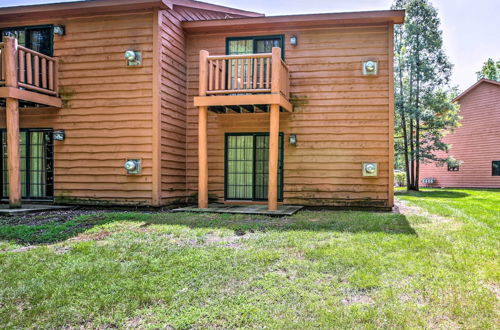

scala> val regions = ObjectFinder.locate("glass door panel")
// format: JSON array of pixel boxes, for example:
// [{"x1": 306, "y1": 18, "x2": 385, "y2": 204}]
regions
[
  {"x1": 225, "y1": 133, "x2": 283, "y2": 201},
  {"x1": 226, "y1": 135, "x2": 254, "y2": 200},
  {"x1": 1, "y1": 129, "x2": 54, "y2": 200}
]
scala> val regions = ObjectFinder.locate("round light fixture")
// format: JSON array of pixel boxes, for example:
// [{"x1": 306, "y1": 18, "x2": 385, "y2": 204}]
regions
[
  {"x1": 124, "y1": 50, "x2": 137, "y2": 61},
  {"x1": 365, "y1": 163, "x2": 376, "y2": 174},
  {"x1": 364, "y1": 61, "x2": 376, "y2": 73},
  {"x1": 124, "y1": 160, "x2": 138, "y2": 171}
]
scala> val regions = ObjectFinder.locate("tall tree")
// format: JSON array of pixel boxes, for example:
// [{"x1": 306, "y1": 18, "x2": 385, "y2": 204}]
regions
[
  {"x1": 392, "y1": 0, "x2": 460, "y2": 190},
  {"x1": 476, "y1": 58, "x2": 500, "y2": 81}
]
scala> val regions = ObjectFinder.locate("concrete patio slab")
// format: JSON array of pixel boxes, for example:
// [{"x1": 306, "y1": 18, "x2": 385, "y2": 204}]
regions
[
  {"x1": 172, "y1": 204, "x2": 303, "y2": 216},
  {"x1": 0, "y1": 204, "x2": 72, "y2": 216}
]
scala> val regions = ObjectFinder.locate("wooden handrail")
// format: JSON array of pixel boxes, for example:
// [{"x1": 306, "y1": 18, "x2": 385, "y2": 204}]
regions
[
  {"x1": 0, "y1": 37, "x2": 59, "y2": 97},
  {"x1": 199, "y1": 47, "x2": 290, "y2": 100}
]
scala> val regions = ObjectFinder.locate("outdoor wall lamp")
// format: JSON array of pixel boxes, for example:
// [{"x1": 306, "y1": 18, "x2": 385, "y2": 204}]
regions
[
  {"x1": 362, "y1": 60, "x2": 378, "y2": 75},
  {"x1": 290, "y1": 35, "x2": 298, "y2": 46},
  {"x1": 124, "y1": 159, "x2": 141, "y2": 174},
  {"x1": 53, "y1": 130, "x2": 65, "y2": 141},
  {"x1": 53, "y1": 25, "x2": 65, "y2": 36},
  {"x1": 124, "y1": 50, "x2": 142, "y2": 66},
  {"x1": 289, "y1": 134, "x2": 297, "y2": 145},
  {"x1": 362, "y1": 162, "x2": 378, "y2": 176}
]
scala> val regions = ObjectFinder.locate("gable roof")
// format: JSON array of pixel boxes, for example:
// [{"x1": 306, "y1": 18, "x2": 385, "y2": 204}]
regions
[
  {"x1": 453, "y1": 79, "x2": 500, "y2": 102},
  {"x1": 0, "y1": 0, "x2": 262, "y2": 22},
  {"x1": 182, "y1": 10, "x2": 405, "y2": 34}
]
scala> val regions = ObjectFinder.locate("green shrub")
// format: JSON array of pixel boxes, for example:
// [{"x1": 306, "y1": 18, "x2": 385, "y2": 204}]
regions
[{"x1": 394, "y1": 171, "x2": 406, "y2": 187}]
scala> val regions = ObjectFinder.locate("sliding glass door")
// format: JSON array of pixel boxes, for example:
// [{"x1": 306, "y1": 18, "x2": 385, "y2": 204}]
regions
[
  {"x1": 225, "y1": 133, "x2": 283, "y2": 201},
  {"x1": 1, "y1": 129, "x2": 54, "y2": 200}
]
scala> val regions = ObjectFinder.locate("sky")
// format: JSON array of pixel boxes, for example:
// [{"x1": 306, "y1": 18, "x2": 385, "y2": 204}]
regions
[{"x1": 2, "y1": 0, "x2": 499, "y2": 91}]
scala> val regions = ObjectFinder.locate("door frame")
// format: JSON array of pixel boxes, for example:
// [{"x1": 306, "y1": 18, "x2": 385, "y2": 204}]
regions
[
  {"x1": 224, "y1": 132, "x2": 284, "y2": 202},
  {"x1": 226, "y1": 34, "x2": 285, "y2": 58},
  {"x1": 0, "y1": 128, "x2": 54, "y2": 201}
]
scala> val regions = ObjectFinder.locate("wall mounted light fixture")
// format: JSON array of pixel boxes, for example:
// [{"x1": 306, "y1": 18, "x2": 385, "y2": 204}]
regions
[
  {"x1": 53, "y1": 130, "x2": 65, "y2": 141},
  {"x1": 124, "y1": 159, "x2": 141, "y2": 174},
  {"x1": 53, "y1": 25, "x2": 65, "y2": 36},
  {"x1": 290, "y1": 35, "x2": 298, "y2": 46},
  {"x1": 362, "y1": 162, "x2": 378, "y2": 176},
  {"x1": 289, "y1": 134, "x2": 297, "y2": 145},
  {"x1": 362, "y1": 60, "x2": 378, "y2": 75},
  {"x1": 124, "y1": 50, "x2": 142, "y2": 66}
]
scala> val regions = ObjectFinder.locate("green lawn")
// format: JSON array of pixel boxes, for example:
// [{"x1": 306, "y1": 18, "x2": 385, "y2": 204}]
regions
[{"x1": 0, "y1": 189, "x2": 498, "y2": 328}]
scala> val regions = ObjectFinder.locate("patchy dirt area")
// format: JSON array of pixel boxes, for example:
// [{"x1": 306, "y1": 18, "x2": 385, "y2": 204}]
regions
[
  {"x1": 395, "y1": 199, "x2": 462, "y2": 230},
  {"x1": 0, "y1": 206, "x2": 168, "y2": 227}
]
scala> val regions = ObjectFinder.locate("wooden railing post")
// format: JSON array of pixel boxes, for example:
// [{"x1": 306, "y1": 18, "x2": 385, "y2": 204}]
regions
[
  {"x1": 199, "y1": 50, "x2": 209, "y2": 96},
  {"x1": 198, "y1": 50, "x2": 209, "y2": 209},
  {"x1": 271, "y1": 47, "x2": 281, "y2": 94},
  {"x1": 3, "y1": 37, "x2": 22, "y2": 208},
  {"x1": 4, "y1": 37, "x2": 18, "y2": 88}
]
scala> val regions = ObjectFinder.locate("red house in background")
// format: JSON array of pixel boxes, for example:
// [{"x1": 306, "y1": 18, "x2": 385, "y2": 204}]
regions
[{"x1": 420, "y1": 79, "x2": 500, "y2": 188}]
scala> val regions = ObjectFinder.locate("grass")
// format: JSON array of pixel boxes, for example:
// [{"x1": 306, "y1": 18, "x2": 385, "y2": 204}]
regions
[{"x1": 0, "y1": 189, "x2": 498, "y2": 328}]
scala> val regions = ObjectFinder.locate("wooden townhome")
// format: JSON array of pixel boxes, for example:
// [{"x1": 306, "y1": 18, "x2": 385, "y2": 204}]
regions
[{"x1": 0, "y1": 0, "x2": 404, "y2": 210}]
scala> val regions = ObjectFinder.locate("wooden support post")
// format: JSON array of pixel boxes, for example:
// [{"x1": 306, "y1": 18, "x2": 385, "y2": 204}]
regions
[
  {"x1": 268, "y1": 104, "x2": 280, "y2": 211},
  {"x1": 198, "y1": 106, "x2": 208, "y2": 209},
  {"x1": 271, "y1": 47, "x2": 281, "y2": 94},
  {"x1": 198, "y1": 50, "x2": 209, "y2": 209},
  {"x1": 6, "y1": 98, "x2": 21, "y2": 208},
  {"x1": 4, "y1": 37, "x2": 22, "y2": 208}
]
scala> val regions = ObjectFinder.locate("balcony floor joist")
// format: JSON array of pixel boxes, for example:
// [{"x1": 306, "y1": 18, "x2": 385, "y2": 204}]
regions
[{"x1": 194, "y1": 93, "x2": 292, "y2": 113}]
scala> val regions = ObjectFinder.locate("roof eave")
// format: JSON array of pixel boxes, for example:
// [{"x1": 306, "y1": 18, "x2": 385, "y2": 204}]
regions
[
  {"x1": 182, "y1": 10, "x2": 405, "y2": 34},
  {"x1": 170, "y1": 0, "x2": 264, "y2": 17},
  {"x1": 0, "y1": 0, "x2": 171, "y2": 22},
  {"x1": 453, "y1": 78, "x2": 500, "y2": 102}
]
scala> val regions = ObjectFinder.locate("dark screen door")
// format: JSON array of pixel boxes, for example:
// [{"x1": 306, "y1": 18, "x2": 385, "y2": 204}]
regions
[
  {"x1": 1, "y1": 129, "x2": 54, "y2": 200},
  {"x1": 225, "y1": 133, "x2": 283, "y2": 201}
]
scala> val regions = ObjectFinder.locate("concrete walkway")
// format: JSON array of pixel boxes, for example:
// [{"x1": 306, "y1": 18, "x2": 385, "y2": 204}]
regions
[{"x1": 0, "y1": 204, "x2": 72, "y2": 216}]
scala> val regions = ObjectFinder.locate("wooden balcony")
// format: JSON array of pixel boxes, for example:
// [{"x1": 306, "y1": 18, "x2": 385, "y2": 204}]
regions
[
  {"x1": 0, "y1": 37, "x2": 62, "y2": 108},
  {"x1": 194, "y1": 47, "x2": 292, "y2": 113}
]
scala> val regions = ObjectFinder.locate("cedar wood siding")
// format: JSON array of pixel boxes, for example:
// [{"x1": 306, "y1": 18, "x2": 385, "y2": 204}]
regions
[
  {"x1": 420, "y1": 82, "x2": 500, "y2": 188},
  {"x1": 186, "y1": 25, "x2": 394, "y2": 208},
  {"x1": 158, "y1": 6, "x2": 259, "y2": 205},
  {"x1": 0, "y1": 11, "x2": 156, "y2": 205}
]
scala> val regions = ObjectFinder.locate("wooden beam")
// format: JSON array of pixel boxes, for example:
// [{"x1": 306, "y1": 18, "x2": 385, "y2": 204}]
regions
[
  {"x1": 198, "y1": 50, "x2": 209, "y2": 209},
  {"x1": 151, "y1": 9, "x2": 162, "y2": 206},
  {"x1": 387, "y1": 23, "x2": 395, "y2": 208},
  {"x1": 194, "y1": 94, "x2": 292, "y2": 112},
  {"x1": 6, "y1": 98, "x2": 21, "y2": 208},
  {"x1": 0, "y1": 87, "x2": 62, "y2": 108},
  {"x1": 182, "y1": 10, "x2": 406, "y2": 34},
  {"x1": 198, "y1": 106, "x2": 208, "y2": 209},
  {"x1": 268, "y1": 104, "x2": 280, "y2": 211},
  {"x1": 4, "y1": 37, "x2": 21, "y2": 208}
]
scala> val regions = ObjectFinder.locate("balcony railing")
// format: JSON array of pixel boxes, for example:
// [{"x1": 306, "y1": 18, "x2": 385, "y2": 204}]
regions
[
  {"x1": 199, "y1": 47, "x2": 290, "y2": 100},
  {"x1": 0, "y1": 37, "x2": 59, "y2": 98}
]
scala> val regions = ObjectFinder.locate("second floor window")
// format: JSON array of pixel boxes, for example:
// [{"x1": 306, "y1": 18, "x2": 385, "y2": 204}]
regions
[
  {"x1": 227, "y1": 35, "x2": 284, "y2": 57},
  {"x1": 1, "y1": 25, "x2": 53, "y2": 56},
  {"x1": 493, "y1": 161, "x2": 500, "y2": 176}
]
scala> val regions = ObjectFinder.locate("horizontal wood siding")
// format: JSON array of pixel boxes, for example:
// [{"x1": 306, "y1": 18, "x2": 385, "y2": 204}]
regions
[
  {"x1": 158, "y1": 6, "x2": 263, "y2": 205},
  {"x1": 158, "y1": 9, "x2": 188, "y2": 204},
  {"x1": 420, "y1": 82, "x2": 500, "y2": 188},
  {"x1": 0, "y1": 12, "x2": 155, "y2": 205},
  {"x1": 186, "y1": 25, "x2": 392, "y2": 207}
]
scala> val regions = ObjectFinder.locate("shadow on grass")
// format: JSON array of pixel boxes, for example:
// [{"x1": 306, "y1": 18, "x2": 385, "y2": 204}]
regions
[
  {"x1": 0, "y1": 210, "x2": 417, "y2": 245},
  {"x1": 395, "y1": 189, "x2": 470, "y2": 199}
]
